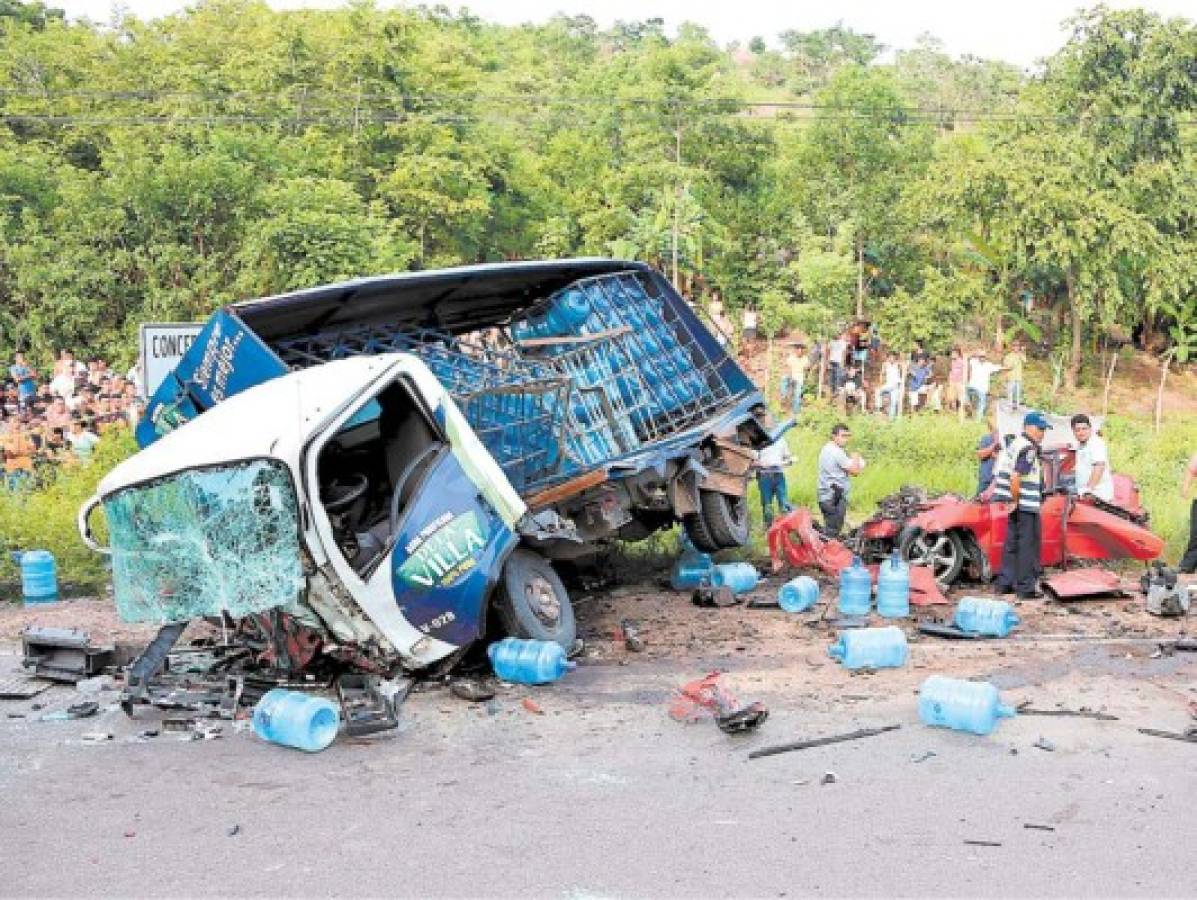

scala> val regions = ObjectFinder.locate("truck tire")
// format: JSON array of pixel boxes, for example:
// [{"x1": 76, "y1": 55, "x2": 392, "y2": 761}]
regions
[
  {"x1": 683, "y1": 512, "x2": 720, "y2": 552},
  {"x1": 495, "y1": 549, "x2": 577, "y2": 650},
  {"x1": 700, "y1": 490, "x2": 751, "y2": 549}
]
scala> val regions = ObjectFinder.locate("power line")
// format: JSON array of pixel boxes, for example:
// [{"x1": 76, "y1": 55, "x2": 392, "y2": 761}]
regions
[{"x1": 0, "y1": 86, "x2": 1193, "y2": 125}]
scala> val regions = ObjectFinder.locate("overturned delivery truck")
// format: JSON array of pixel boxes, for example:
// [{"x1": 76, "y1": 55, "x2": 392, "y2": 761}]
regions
[{"x1": 79, "y1": 260, "x2": 782, "y2": 675}]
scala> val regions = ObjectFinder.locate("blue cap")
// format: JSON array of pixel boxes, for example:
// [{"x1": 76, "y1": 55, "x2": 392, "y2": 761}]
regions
[{"x1": 1024, "y1": 411, "x2": 1052, "y2": 431}]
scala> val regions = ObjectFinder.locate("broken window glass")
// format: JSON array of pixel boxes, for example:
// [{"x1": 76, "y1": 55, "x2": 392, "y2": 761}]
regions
[{"x1": 104, "y1": 459, "x2": 305, "y2": 623}]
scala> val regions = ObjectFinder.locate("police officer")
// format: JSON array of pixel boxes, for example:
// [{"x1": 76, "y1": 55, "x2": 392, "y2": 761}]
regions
[{"x1": 992, "y1": 411, "x2": 1051, "y2": 599}]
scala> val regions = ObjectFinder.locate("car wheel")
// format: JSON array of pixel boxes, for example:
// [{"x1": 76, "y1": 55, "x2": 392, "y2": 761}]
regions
[
  {"x1": 683, "y1": 511, "x2": 721, "y2": 552},
  {"x1": 700, "y1": 490, "x2": 752, "y2": 549},
  {"x1": 495, "y1": 549, "x2": 577, "y2": 650},
  {"x1": 899, "y1": 528, "x2": 965, "y2": 586}
]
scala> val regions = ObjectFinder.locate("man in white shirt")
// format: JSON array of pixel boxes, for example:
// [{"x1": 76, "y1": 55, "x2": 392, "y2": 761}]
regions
[
  {"x1": 966, "y1": 350, "x2": 1004, "y2": 419},
  {"x1": 828, "y1": 332, "x2": 848, "y2": 392},
  {"x1": 875, "y1": 352, "x2": 902, "y2": 419},
  {"x1": 1070, "y1": 414, "x2": 1114, "y2": 502}
]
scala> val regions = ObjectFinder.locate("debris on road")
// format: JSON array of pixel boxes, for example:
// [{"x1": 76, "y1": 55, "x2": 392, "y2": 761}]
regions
[
  {"x1": 1138, "y1": 726, "x2": 1197, "y2": 744},
  {"x1": 715, "y1": 701, "x2": 768, "y2": 735},
  {"x1": 449, "y1": 677, "x2": 496, "y2": 703},
  {"x1": 1016, "y1": 703, "x2": 1118, "y2": 721},
  {"x1": 521, "y1": 698, "x2": 545, "y2": 716},
  {"x1": 337, "y1": 673, "x2": 401, "y2": 736},
  {"x1": 828, "y1": 626, "x2": 908, "y2": 670},
  {"x1": 617, "y1": 619, "x2": 645, "y2": 653},
  {"x1": 669, "y1": 671, "x2": 766, "y2": 735},
  {"x1": 227, "y1": 824, "x2": 241, "y2": 837},
  {"x1": 1033, "y1": 737, "x2": 1056, "y2": 752},
  {"x1": 41, "y1": 700, "x2": 99, "y2": 721},
  {"x1": 1141, "y1": 563, "x2": 1190, "y2": 617},
  {"x1": 911, "y1": 750, "x2": 937, "y2": 763},
  {"x1": 820, "y1": 771, "x2": 838, "y2": 785},
  {"x1": 1042, "y1": 568, "x2": 1126, "y2": 602},
  {"x1": 917, "y1": 622, "x2": 984, "y2": 641},
  {"x1": 0, "y1": 676, "x2": 52, "y2": 700},
  {"x1": 251, "y1": 689, "x2": 338, "y2": 752},
  {"x1": 81, "y1": 732, "x2": 114, "y2": 743},
  {"x1": 748, "y1": 724, "x2": 902, "y2": 760},
  {"x1": 964, "y1": 839, "x2": 1002, "y2": 848},
  {"x1": 1024, "y1": 823, "x2": 1056, "y2": 832},
  {"x1": 691, "y1": 585, "x2": 739, "y2": 608},
  {"x1": 21, "y1": 627, "x2": 114, "y2": 683}
]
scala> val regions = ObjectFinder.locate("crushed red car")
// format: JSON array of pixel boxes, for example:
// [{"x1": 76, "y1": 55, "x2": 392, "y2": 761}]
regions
[{"x1": 852, "y1": 449, "x2": 1164, "y2": 586}]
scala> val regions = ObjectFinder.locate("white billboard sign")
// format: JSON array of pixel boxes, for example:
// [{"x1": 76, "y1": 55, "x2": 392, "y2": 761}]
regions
[{"x1": 139, "y1": 322, "x2": 203, "y2": 399}]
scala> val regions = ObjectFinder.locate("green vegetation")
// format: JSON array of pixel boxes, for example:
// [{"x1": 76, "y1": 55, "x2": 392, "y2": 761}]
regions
[
  {"x1": 0, "y1": 3, "x2": 1192, "y2": 376},
  {"x1": 0, "y1": 429, "x2": 133, "y2": 597}
]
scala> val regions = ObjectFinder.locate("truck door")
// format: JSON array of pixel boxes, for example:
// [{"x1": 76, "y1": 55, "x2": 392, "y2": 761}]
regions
[{"x1": 306, "y1": 362, "x2": 527, "y2": 657}]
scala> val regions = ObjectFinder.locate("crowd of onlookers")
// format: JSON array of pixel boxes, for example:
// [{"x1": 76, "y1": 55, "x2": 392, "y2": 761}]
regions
[
  {"x1": 1, "y1": 349, "x2": 143, "y2": 488},
  {"x1": 768, "y1": 322, "x2": 1030, "y2": 421}
]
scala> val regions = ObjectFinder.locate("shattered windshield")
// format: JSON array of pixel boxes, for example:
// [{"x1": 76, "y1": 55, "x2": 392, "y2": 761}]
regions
[{"x1": 105, "y1": 459, "x2": 305, "y2": 623}]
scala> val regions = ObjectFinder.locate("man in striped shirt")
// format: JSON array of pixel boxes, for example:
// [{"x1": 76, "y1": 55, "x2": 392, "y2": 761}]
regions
[{"x1": 992, "y1": 411, "x2": 1051, "y2": 599}]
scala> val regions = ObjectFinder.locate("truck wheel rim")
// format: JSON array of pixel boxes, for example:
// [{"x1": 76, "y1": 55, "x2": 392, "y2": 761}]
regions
[{"x1": 525, "y1": 576, "x2": 561, "y2": 626}]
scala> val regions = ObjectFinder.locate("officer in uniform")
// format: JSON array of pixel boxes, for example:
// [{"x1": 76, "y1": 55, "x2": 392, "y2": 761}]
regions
[{"x1": 992, "y1": 411, "x2": 1051, "y2": 599}]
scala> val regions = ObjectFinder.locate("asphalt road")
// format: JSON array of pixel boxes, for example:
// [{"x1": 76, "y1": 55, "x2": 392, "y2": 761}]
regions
[{"x1": 2, "y1": 636, "x2": 1195, "y2": 898}]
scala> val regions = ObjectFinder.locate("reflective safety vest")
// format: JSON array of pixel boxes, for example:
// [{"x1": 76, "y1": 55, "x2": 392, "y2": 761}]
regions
[{"x1": 992, "y1": 434, "x2": 1042, "y2": 513}]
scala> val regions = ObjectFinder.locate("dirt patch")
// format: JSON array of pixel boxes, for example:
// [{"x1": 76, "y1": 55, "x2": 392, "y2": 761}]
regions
[{"x1": 0, "y1": 597, "x2": 161, "y2": 644}]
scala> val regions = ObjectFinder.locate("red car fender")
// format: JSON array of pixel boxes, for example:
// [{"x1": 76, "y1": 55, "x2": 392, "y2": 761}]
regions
[
  {"x1": 1064, "y1": 497, "x2": 1165, "y2": 562},
  {"x1": 906, "y1": 496, "x2": 1008, "y2": 573}
]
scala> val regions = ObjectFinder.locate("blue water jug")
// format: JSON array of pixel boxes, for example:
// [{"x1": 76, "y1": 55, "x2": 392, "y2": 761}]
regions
[
  {"x1": 778, "y1": 576, "x2": 819, "y2": 613},
  {"x1": 838, "y1": 556, "x2": 872, "y2": 616},
  {"x1": 876, "y1": 551, "x2": 910, "y2": 618},
  {"x1": 671, "y1": 550, "x2": 714, "y2": 590},
  {"x1": 710, "y1": 562, "x2": 760, "y2": 596},
  {"x1": 252, "y1": 689, "x2": 340, "y2": 752},
  {"x1": 547, "y1": 290, "x2": 591, "y2": 333},
  {"x1": 918, "y1": 676, "x2": 1017, "y2": 735},
  {"x1": 954, "y1": 596, "x2": 1020, "y2": 637},
  {"x1": 827, "y1": 626, "x2": 908, "y2": 669},
  {"x1": 19, "y1": 550, "x2": 58, "y2": 605},
  {"x1": 488, "y1": 638, "x2": 576, "y2": 685}
]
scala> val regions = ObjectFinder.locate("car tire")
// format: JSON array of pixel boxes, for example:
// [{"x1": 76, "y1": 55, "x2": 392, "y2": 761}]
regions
[
  {"x1": 700, "y1": 490, "x2": 751, "y2": 549},
  {"x1": 899, "y1": 527, "x2": 966, "y2": 586},
  {"x1": 495, "y1": 549, "x2": 576, "y2": 650}
]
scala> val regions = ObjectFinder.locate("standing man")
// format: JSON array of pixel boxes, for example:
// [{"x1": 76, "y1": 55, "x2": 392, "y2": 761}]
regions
[
  {"x1": 786, "y1": 344, "x2": 810, "y2": 416},
  {"x1": 755, "y1": 437, "x2": 793, "y2": 527},
  {"x1": 9, "y1": 352, "x2": 36, "y2": 411},
  {"x1": 1071, "y1": 414, "x2": 1114, "y2": 502},
  {"x1": 828, "y1": 331, "x2": 848, "y2": 394},
  {"x1": 1003, "y1": 341, "x2": 1027, "y2": 407},
  {"x1": 975, "y1": 416, "x2": 1003, "y2": 496},
  {"x1": 817, "y1": 423, "x2": 865, "y2": 537},
  {"x1": 967, "y1": 349, "x2": 1004, "y2": 419},
  {"x1": 947, "y1": 347, "x2": 966, "y2": 417},
  {"x1": 1179, "y1": 451, "x2": 1197, "y2": 574},
  {"x1": 876, "y1": 351, "x2": 902, "y2": 419},
  {"x1": 992, "y1": 411, "x2": 1051, "y2": 599}
]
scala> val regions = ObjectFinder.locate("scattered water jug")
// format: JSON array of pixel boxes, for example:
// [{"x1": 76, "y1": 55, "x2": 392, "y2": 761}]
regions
[
  {"x1": 488, "y1": 637, "x2": 576, "y2": 685},
  {"x1": 827, "y1": 626, "x2": 908, "y2": 669},
  {"x1": 19, "y1": 550, "x2": 58, "y2": 605},
  {"x1": 710, "y1": 562, "x2": 760, "y2": 596},
  {"x1": 252, "y1": 688, "x2": 340, "y2": 752},
  {"x1": 918, "y1": 676, "x2": 1017, "y2": 736},
  {"x1": 670, "y1": 550, "x2": 714, "y2": 590},
  {"x1": 838, "y1": 556, "x2": 873, "y2": 617},
  {"x1": 876, "y1": 551, "x2": 911, "y2": 619},
  {"x1": 778, "y1": 576, "x2": 820, "y2": 613},
  {"x1": 954, "y1": 596, "x2": 1020, "y2": 637}
]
